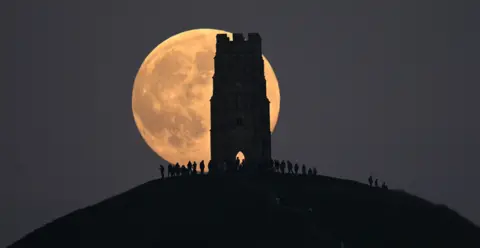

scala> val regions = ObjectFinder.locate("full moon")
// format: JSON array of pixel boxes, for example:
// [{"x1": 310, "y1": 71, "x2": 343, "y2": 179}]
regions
[{"x1": 132, "y1": 28, "x2": 281, "y2": 166}]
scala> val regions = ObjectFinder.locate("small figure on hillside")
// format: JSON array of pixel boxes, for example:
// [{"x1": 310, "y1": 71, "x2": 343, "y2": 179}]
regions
[
  {"x1": 307, "y1": 168, "x2": 313, "y2": 176},
  {"x1": 181, "y1": 165, "x2": 188, "y2": 176},
  {"x1": 175, "y1": 163, "x2": 180, "y2": 176},
  {"x1": 159, "y1": 164, "x2": 165, "y2": 179},
  {"x1": 368, "y1": 175, "x2": 373, "y2": 187},
  {"x1": 274, "y1": 160, "x2": 280, "y2": 172},
  {"x1": 199, "y1": 160, "x2": 205, "y2": 175},
  {"x1": 167, "y1": 164, "x2": 173, "y2": 177},
  {"x1": 381, "y1": 181, "x2": 388, "y2": 189},
  {"x1": 302, "y1": 164, "x2": 307, "y2": 175},
  {"x1": 280, "y1": 160, "x2": 286, "y2": 174},
  {"x1": 192, "y1": 161, "x2": 197, "y2": 175},
  {"x1": 187, "y1": 161, "x2": 193, "y2": 175},
  {"x1": 313, "y1": 167, "x2": 317, "y2": 176},
  {"x1": 374, "y1": 178, "x2": 379, "y2": 187},
  {"x1": 287, "y1": 161, "x2": 293, "y2": 174},
  {"x1": 208, "y1": 160, "x2": 213, "y2": 174},
  {"x1": 294, "y1": 163, "x2": 299, "y2": 175}
]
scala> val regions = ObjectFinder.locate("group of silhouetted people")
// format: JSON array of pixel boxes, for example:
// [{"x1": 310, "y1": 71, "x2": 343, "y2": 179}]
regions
[
  {"x1": 368, "y1": 175, "x2": 389, "y2": 189},
  {"x1": 158, "y1": 160, "x2": 211, "y2": 179},
  {"x1": 158, "y1": 158, "x2": 322, "y2": 179},
  {"x1": 271, "y1": 159, "x2": 317, "y2": 176}
]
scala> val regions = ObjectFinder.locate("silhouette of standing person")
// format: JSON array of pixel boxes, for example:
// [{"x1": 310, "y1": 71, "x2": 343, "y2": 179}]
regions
[
  {"x1": 294, "y1": 163, "x2": 299, "y2": 175},
  {"x1": 274, "y1": 160, "x2": 280, "y2": 173},
  {"x1": 181, "y1": 165, "x2": 187, "y2": 176},
  {"x1": 313, "y1": 167, "x2": 317, "y2": 176},
  {"x1": 368, "y1": 175, "x2": 373, "y2": 187},
  {"x1": 280, "y1": 160, "x2": 286, "y2": 174},
  {"x1": 374, "y1": 178, "x2": 379, "y2": 187},
  {"x1": 381, "y1": 181, "x2": 388, "y2": 189},
  {"x1": 187, "y1": 161, "x2": 193, "y2": 175},
  {"x1": 302, "y1": 164, "x2": 307, "y2": 175},
  {"x1": 207, "y1": 160, "x2": 213, "y2": 174},
  {"x1": 167, "y1": 164, "x2": 173, "y2": 177},
  {"x1": 235, "y1": 157, "x2": 241, "y2": 172},
  {"x1": 307, "y1": 168, "x2": 312, "y2": 176},
  {"x1": 175, "y1": 163, "x2": 180, "y2": 177},
  {"x1": 159, "y1": 164, "x2": 165, "y2": 179},
  {"x1": 199, "y1": 160, "x2": 205, "y2": 175},
  {"x1": 287, "y1": 161, "x2": 293, "y2": 174},
  {"x1": 192, "y1": 161, "x2": 197, "y2": 175}
]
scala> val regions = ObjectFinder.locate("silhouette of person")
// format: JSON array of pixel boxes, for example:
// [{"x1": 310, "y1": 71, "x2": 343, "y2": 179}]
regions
[
  {"x1": 381, "y1": 181, "x2": 388, "y2": 189},
  {"x1": 208, "y1": 160, "x2": 213, "y2": 174},
  {"x1": 280, "y1": 160, "x2": 286, "y2": 174},
  {"x1": 368, "y1": 175, "x2": 373, "y2": 187},
  {"x1": 302, "y1": 164, "x2": 307, "y2": 175},
  {"x1": 294, "y1": 163, "x2": 299, "y2": 175},
  {"x1": 159, "y1": 164, "x2": 165, "y2": 179},
  {"x1": 235, "y1": 157, "x2": 241, "y2": 172},
  {"x1": 175, "y1": 163, "x2": 180, "y2": 177},
  {"x1": 307, "y1": 168, "x2": 312, "y2": 176},
  {"x1": 374, "y1": 178, "x2": 379, "y2": 187},
  {"x1": 313, "y1": 167, "x2": 317, "y2": 176},
  {"x1": 274, "y1": 160, "x2": 280, "y2": 173},
  {"x1": 167, "y1": 164, "x2": 173, "y2": 177},
  {"x1": 181, "y1": 165, "x2": 187, "y2": 176},
  {"x1": 187, "y1": 161, "x2": 193, "y2": 175},
  {"x1": 199, "y1": 160, "x2": 205, "y2": 175},
  {"x1": 192, "y1": 161, "x2": 197, "y2": 175},
  {"x1": 287, "y1": 161, "x2": 293, "y2": 174}
]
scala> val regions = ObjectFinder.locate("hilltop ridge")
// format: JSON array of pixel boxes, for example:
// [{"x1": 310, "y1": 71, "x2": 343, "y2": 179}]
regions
[{"x1": 8, "y1": 173, "x2": 480, "y2": 248}]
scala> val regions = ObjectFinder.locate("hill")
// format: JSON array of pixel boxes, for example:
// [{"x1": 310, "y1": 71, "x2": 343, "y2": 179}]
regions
[{"x1": 8, "y1": 173, "x2": 480, "y2": 248}]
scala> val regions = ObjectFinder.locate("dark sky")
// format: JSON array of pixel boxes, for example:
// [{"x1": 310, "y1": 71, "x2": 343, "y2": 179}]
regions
[{"x1": 3, "y1": 1, "x2": 480, "y2": 246}]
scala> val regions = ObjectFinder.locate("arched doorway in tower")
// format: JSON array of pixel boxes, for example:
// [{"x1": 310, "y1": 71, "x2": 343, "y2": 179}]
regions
[{"x1": 235, "y1": 151, "x2": 245, "y2": 168}]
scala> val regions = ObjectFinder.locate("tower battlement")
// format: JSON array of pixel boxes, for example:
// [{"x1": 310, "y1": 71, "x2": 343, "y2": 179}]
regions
[{"x1": 216, "y1": 33, "x2": 262, "y2": 54}]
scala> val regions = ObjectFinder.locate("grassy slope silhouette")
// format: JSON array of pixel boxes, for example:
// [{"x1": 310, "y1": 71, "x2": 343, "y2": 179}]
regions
[{"x1": 8, "y1": 174, "x2": 480, "y2": 248}]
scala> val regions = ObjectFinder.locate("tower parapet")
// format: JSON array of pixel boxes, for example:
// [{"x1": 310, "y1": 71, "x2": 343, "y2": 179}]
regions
[{"x1": 216, "y1": 33, "x2": 262, "y2": 55}]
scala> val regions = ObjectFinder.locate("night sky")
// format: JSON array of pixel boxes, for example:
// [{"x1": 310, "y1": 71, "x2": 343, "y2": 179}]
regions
[{"x1": 3, "y1": 1, "x2": 480, "y2": 246}]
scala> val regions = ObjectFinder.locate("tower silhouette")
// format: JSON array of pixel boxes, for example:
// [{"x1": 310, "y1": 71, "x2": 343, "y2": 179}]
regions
[{"x1": 210, "y1": 33, "x2": 272, "y2": 173}]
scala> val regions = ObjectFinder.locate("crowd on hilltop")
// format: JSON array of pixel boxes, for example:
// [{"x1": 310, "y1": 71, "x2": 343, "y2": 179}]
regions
[
  {"x1": 368, "y1": 175, "x2": 389, "y2": 189},
  {"x1": 157, "y1": 159, "x2": 390, "y2": 189},
  {"x1": 270, "y1": 159, "x2": 317, "y2": 176},
  {"x1": 156, "y1": 158, "x2": 321, "y2": 179}
]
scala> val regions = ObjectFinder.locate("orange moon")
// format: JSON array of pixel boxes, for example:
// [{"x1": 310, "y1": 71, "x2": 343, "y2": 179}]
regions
[{"x1": 132, "y1": 28, "x2": 281, "y2": 166}]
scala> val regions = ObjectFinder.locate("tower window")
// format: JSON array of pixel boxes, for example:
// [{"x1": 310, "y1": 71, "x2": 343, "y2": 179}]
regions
[{"x1": 236, "y1": 117, "x2": 243, "y2": 126}]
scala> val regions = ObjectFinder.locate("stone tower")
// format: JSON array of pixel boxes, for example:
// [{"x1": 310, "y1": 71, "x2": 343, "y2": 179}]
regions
[{"x1": 210, "y1": 33, "x2": 272, "y2": 173}]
